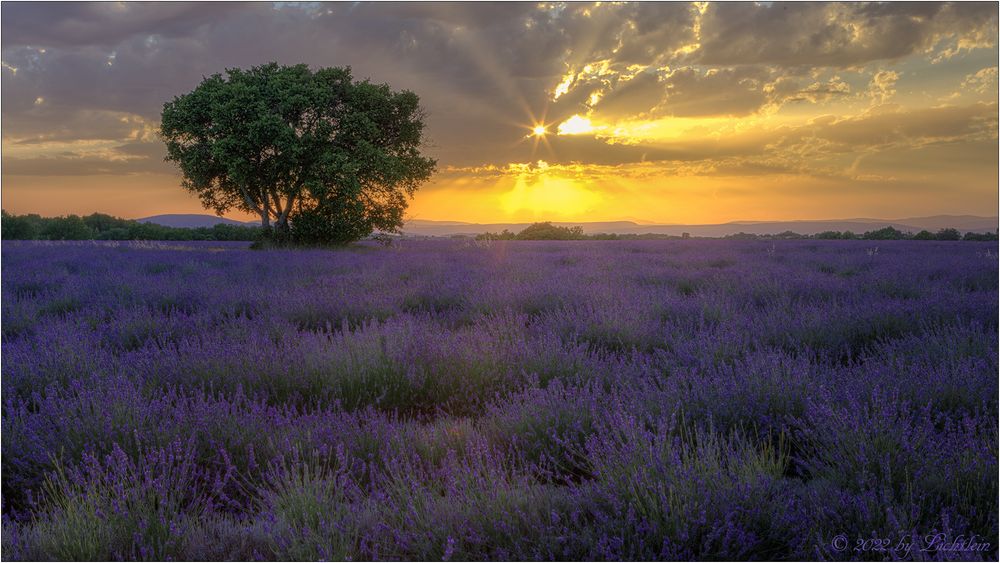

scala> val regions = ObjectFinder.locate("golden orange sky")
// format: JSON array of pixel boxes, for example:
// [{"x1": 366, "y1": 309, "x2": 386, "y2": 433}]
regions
[{"x1": 2, "y1": 2, "x2": 998, "y2": 224}]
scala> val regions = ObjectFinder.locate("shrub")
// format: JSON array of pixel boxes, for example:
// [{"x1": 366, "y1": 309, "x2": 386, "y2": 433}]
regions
[{"x1": 516, "y1": 222, "x2": 585, "y2": 240}]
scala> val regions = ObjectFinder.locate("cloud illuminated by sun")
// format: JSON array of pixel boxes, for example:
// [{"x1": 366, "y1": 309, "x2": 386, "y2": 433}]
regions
[{"x1": 557, "y1": 114, "x2": 601, "y2": 135}]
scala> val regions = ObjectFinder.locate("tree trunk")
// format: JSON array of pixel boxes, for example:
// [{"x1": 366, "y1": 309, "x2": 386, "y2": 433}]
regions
[
  {"x1": 261, "y1": 187, "x2": 276, "y2": 231},
  {"x1": 276, "y1": 193, "x2": 296, "y2": 231},
  {"x1": 240, "y1": 186, "x2": 266, "y2": 229}
]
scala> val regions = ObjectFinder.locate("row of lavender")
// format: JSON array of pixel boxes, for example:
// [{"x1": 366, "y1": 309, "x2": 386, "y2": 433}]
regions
[{"x1": 2, "y1": 239, "x2": 997, "y2": 560}]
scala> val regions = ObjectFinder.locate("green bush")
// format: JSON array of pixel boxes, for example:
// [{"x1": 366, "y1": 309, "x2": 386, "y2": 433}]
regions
[
  {"x1": 515, "y1": 222, "x2": 585, "y2": 240},
  {"x1": 862, "y1": 226, "x2": 906, "y2": 240},
  {"x1": 936, "y1": 228, "x2": 962, "y2": 241}
]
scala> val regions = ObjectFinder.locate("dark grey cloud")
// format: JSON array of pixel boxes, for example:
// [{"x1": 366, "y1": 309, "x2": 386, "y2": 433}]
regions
[
  {"x1": 608, "y1": 3, "x2": 700, "y2": 66},
  {"x1": 768, "y1": 76, "x2": 852, "y2": 104},
  {"x1": 696, "y1": 2, "x2": 997, "y2": 67},
  {"x1": 813, "y1": 102, "x2": 998, "y2": 146},
  {"x1": 589, "y1": 67, "x2": 852, "y2": 121},
  {"x1": 556, "y1": 2, "x2": 698, "y2": 68},
  {"x1": 0, "y1": 2, "x2": 245, "y2": 48},
  {"x1": 593, "y1": 71, "x2": 664, "y2": 119},
  {"x1": 658, "y1": 67, "x2": 769, "y2": 117},
  {"x1": 1, "y1": 1, "x2": 996, "y2": 177}
]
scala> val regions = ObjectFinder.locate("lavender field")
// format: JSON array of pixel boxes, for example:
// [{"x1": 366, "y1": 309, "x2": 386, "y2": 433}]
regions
[{"x1": 2, "y1": 239, "x2": 997, "y2": 560}]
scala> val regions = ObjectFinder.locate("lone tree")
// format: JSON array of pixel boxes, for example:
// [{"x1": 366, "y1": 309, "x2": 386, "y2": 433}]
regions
[{"x1": 160, "y1": 63, "x2": 436, "y2": 244}]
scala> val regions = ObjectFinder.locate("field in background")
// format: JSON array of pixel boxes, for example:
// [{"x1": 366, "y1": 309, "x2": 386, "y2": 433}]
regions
[{"x1": 2, "y1": 239, "x2": 997, "y2": 560}]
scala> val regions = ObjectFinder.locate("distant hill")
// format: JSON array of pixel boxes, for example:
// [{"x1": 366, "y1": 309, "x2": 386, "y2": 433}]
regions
[
  {"x1": 137, "y1": 214, "x2": 256, "y2": 228},
  {"x1": 876, "y1": 215, "x2": 999, "y2": 232},
  {"x1": 135, "y1": 213, "x2": 998, "y2": 237},
  {"x1": 402, "y1": 215, "x2": 999, "y2": 237}
]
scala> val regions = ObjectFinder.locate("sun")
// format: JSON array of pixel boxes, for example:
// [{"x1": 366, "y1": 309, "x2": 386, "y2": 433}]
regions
[{"x1": 522, "y1": 119, "x2": 553, "y2": 158}]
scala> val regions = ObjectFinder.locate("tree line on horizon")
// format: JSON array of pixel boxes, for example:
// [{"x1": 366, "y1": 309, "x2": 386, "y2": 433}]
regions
[
  {"x1": 749, "y1": 226, "x2": 998, "y2": 241},
  {"x1": 0, "y1": 211, "x2": 262, "y2": 242},
  {"x1": 3, "y1": 214, "x2": 996, "y2": 243},
  {"x1": 474, "y1": 222, "x2": 999, "y2": 242}
]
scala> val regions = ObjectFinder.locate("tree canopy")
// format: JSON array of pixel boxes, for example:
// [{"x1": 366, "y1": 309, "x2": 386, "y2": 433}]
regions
[
  {"x1": 475, "y1": 222, "x2": 586, "y2": 241},
  {"x1": 160, "y1": 63, "x2": 436, "y2": 245}
]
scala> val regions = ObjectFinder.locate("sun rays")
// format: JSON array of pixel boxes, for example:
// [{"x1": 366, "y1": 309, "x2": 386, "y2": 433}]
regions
[{"x1": 499, "y1": 163, "x2": 603, "y2": 218}]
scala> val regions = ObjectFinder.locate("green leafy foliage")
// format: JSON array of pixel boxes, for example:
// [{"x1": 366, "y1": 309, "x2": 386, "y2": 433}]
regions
[
  {"x1": 160, "y1": 63, "x2": 436, "y2": 246},
  {"x1": 516, "y1": 222, "x2": 585, "y2": 240},
  {"x1": 476, "y1": 222, "x2": 585, "y2": 241},
  {"x1": 936, "y1": 227, "x2": 962, "y2": 240}
]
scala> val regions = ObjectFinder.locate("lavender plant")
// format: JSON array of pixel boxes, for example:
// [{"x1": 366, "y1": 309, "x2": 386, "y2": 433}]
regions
[{"x1": 2, "y1": 239, "x2": 997, "y2": 560}]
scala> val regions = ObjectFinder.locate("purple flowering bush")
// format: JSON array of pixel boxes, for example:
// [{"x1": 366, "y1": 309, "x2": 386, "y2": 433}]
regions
[{"x1": 2, "y1": 239, "x2": 997, "y2": 560}]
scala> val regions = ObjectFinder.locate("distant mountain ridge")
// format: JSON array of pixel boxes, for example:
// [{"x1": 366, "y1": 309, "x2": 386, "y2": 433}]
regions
[
  {"x1": 400, "y1": 215, "x2": 999, "y2": 237},
  {"x1": 137, "y1": 214, "x2": 999, "y2": 237}
]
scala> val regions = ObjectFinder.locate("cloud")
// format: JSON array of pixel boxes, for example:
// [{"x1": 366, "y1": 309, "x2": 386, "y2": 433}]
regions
[
  {"x1": 868, "y1": 70, "x2": 900, "y2": 104},
  {"x1": 0, "y1": 3, "x2": 247, "y2": 48},
  {"x1": 560, "y1": 66, "x2": 854, "y2": 125},
  {"x1": 2, "y1": 147, "x2": 173, "y2": 176},
  {"x1": 592, "y1": 71, "x2": 664, "y2": 119},
  {"x1": 590, "y1": 68, "x2": 854, "y2": 121},
  {"x1": 696, "y1": 2, "x2": 997, "y2": 67},
  {"x1": 961, "y1": 66, "x2": 998, "y2": 94},
  {"x1": 3, "y1": 108, "x2": 155, "y2": 145},
  {"x1": 766, "y1": 75, "x2": 852, "y2": 104},
  {"x1": 602, "y1": 3, "x2": 700, "y2": 66},
  {"x1": 540, "y1": 102, "x2": 997, "y2": 170},
  {"x1": 811, "y1": 102, "x2": 998, "y2": 147},
  {"x1": 658, "y1": 67, "x2": 770, "y2": 117},
  {"x1": 7, "y1": 95, "x2": 991, "y2": 181},
  {"x1": 1, "y1": 1, "x2": 997, "y2": 181}
]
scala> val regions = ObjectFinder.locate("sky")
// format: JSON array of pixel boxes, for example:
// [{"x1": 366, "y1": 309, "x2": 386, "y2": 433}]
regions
[{"x1": 2, "y1": 1, "x2": 998, "y2": 224}]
